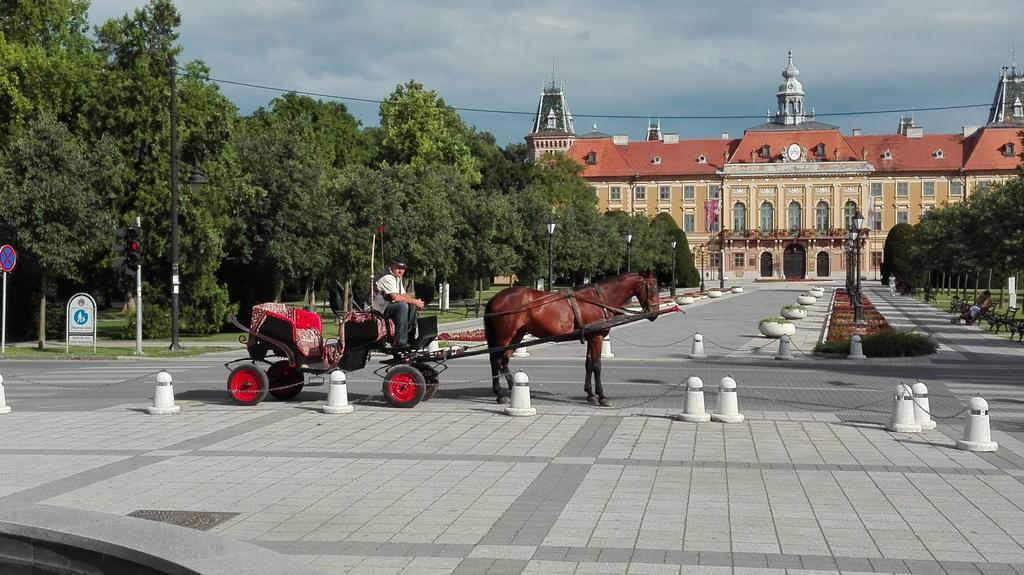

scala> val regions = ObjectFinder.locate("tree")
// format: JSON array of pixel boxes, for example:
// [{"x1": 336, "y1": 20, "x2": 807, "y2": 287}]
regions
[
  {"x1": 881, "y1": 223, "x2": 915, "y2": 286},
  {"x1": 0, "y1": 114, "x2": 117, "y2": 346}
]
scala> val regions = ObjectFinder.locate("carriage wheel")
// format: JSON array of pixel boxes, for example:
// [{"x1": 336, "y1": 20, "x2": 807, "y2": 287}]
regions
[
  {"x1": 267, "y1": 360, "x2": 304, "y2": 400},
  {"x1": 382, "y1": 365, "x2": 426, "y2": 408},
  {"x1": 227, "y1": 364, "x2": 269, "y2": 406},
  {"x1": 414, "y1": 363, "x2": 439, "y2": 401}
]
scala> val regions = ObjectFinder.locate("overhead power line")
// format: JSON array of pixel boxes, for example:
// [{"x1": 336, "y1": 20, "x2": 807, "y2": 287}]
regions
[{"x1": 186, "y1": 70, "x2": 991, "y2": 121}]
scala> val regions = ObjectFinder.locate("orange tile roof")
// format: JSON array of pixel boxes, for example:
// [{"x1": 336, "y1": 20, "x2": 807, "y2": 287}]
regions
[
  {"x1": 566, "y1": 137, "x2": 731, "y2": 179},
  {"x1": 962, "y1": 126, "x2": 1023, "y2": 170},
  {"x1": 730, "y1": 128, "x2": 859, "y2": 163},
  {"x1": 846, "y1": 134, "x2": 965, "y2": 173}
]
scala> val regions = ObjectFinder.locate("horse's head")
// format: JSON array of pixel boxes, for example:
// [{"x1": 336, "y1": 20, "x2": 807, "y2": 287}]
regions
[{"x1": 637, "y1": 272, "x2": 659, "y2": 317}]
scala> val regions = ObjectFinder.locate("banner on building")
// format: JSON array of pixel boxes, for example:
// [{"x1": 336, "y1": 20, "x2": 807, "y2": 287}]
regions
[{"x1": 704, "y1": 200, "x2": 719, "y2": 233}]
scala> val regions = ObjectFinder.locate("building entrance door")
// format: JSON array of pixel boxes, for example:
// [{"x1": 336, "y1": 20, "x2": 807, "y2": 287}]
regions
[
  {"x1": 783, "y1": 244, "x2": 806, "y2": 279},
  {"x1": 816, "y1": 251, "x2": 830, "y2": 277},
  {"x1": 759, "y1": 252, "x2": 774, "y2": 277}
]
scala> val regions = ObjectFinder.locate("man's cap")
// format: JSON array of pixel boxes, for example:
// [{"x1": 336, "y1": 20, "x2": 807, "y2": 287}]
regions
[{"x1": 391, "y1": 257, "x2": 408, "y2": 269}]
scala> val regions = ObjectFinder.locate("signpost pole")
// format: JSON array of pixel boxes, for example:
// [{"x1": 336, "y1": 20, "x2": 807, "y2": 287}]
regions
[
  {"x1": 136, "y1": 218, "x2": 143, "y2": 356},
  {"x1": 0, "y1": 245, "x2": 15, "y2": 355},
  {"x1": 2, "y1": 272, "x2": 6, "y2": 355}
]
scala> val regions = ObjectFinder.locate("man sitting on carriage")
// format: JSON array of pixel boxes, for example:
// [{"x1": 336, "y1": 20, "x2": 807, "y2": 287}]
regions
[{"x1": 372, "y1": 257, "x2": 424, "y2": 348}]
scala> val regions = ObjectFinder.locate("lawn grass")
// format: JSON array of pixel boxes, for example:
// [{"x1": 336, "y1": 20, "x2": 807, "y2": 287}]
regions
[{"x1": 0, "y1": 345, "x2": 227, "y2": 359}]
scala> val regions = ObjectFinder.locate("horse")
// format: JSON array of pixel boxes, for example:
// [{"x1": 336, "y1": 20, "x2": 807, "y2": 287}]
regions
[{"x1": 483, "y1": 272, "x2": 659, "y2": 407}]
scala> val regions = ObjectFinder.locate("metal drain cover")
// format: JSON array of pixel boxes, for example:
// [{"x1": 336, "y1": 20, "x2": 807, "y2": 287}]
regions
[{"x1": 127, "y1": 510, "x2": 238, "y2": 531}]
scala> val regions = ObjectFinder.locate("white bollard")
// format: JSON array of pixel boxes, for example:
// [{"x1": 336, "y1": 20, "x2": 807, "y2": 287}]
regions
[
  {"x1": 711, "y1": 376, "x2": 744, "y2": 423},
  {"x1": 848, "y1": 335, "x2": 866, "y2": 360},
  {"x1": 322, "y1": 370, "x2": 354, "y2": 414},
  {"x1": 0, "y1": 374, "x2": 11, "y2": 415},
  {"x1": 887, "y1": 383, "x2": 921, "y2": 433},
  {"x1": 426, "y1": 339, "x2": 440, "y2": 354},
  {"x1": 513, "y1": 336, "x2": 531, "y2": 357},
  {"x1": 147, "y1": 371, "x2": 180, "y2": 415},
  {"x1": 775, "y1": 335, "x2": 793, "y2": 361},
  {"x1": 600, "y1": 335, "x2": 614, "y2": 358},
  {"x1": 674, "y1": 376, "x2": 711, "y2": 423},
  {"x1": 689, "y1": 333, "x2": 707, "y2": 359},
  {"x1": 956, "y1": 397, "x2": 998, "y2": 452},
  {"x1": 911, "y1": 381, "x2": 937, "y2": 430},
  {"x1": 503, "y1": 371, "x2": 536, "y2": 416}
]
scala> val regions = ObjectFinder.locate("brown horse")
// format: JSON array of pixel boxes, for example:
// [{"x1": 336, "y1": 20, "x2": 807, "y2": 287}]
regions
[{"x1": 483, "y1": 272, "x2": 659, "y2": 406}]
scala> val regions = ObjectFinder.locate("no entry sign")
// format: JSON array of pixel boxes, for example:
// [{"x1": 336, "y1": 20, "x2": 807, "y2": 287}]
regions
[{"x1": 0, "y1": 245, "x2": 15, "y2": 273}]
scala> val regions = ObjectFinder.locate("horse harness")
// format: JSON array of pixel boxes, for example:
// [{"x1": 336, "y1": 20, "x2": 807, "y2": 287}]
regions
[{"x1": 563, "y1": 284, "x2": 618, "y2": 344}]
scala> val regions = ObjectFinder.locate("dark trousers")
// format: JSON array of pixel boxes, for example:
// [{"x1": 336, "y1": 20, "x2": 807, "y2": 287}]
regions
[{"x1": 383, "y1": 301, "x2": 417, "y2": 346}]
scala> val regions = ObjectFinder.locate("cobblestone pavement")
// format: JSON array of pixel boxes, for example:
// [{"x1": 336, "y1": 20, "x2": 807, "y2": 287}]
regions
[{"x1": 2, "y1": 282, "x2": 1023, "y2": 574}]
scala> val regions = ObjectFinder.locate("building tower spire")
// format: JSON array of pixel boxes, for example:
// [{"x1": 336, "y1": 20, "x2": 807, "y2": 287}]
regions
[
  {"x1": 525, "y1": 67, "x2": 577, "y2": 161},
  {"x1": 774, "y1": 50, "x2": 808, "y2": 125},
  {"x1": 646, "y1": 118, "x2": 662, "y2": 141},
  {"x1": 987, "y1": 47, "x2": 1024, "y2": 125}
]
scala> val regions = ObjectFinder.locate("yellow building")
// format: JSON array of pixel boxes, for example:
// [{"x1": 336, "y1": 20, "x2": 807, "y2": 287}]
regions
[{"x1": 527, "y1": 52, "x2": 1023, "y2": 282}]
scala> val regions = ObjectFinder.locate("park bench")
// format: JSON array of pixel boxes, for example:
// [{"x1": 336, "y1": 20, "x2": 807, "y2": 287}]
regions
[
  {"x1": 922, "y1": 287, "x2": 937, "y2": 304},
  {"x1": 1008, "y1": 319, "x2": 1024, "y2": 342},
  {"x1": 984, "y1": 306, "x2": 1018, "y2": 333}
]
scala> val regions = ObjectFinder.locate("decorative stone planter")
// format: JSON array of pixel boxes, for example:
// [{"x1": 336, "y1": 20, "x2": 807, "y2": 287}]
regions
[
  {"x1": 758, "y1": 318, "x2": 796, "y2": 338},
  {"x1": 707, "y1": 290, "x2": 723, "y2": 299},
  {"x1": 676, "y1": 295, "x2": 694, "y2": 305},
  {"x1": 808, "y1": 287, "x2": 825, "y2": 297},
  {"x1": 731, "y1": 286, "x2": 744, "y2": 293},
  {"x1": 796, "y1": 294, "x2": 817, "y2": 305},
  {"x1": 780, "y1": 305, "x2": 807, "y2": 320}
]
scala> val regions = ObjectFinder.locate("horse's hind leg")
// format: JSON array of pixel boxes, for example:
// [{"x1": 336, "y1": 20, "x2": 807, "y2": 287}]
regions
[
  {"x1": 589, "y1": 336, "x2": 610, "y2": 407},
  {"x1": 490, "y1": 351, "x2": 511, "y2": 404}
]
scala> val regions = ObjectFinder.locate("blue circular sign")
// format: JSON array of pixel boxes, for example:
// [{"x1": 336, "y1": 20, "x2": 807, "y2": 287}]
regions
[
  {"x1": 0, "y1": 245, "x2": 15, "y2": 272},
  {"x1": 74, "y1": 309, "x2": 89, "y2": 325}
]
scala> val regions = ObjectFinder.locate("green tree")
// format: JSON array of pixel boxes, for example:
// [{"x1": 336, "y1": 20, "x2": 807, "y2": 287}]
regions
[
  {"x1": 0, "y1": 114, "x2": 118, "y2": 346},
  {"x1": 881, "y1": 223, "x2": 915, "y2": 287}
]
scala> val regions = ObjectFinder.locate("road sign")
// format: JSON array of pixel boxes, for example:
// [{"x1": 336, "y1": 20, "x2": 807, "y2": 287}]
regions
[
  {"x1": 66, "y1": 292, "x2": 97, "y2": 352},
  {"x1": 0, "y1": 245, "x2": 15, "y2": 273}
]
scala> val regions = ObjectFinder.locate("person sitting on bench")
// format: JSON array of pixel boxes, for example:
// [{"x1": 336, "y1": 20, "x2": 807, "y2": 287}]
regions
[
  {"x1": 963, "y1": 290, "x2": 993, "y2": 325},
  {"x1": 372, "y1": 257, "x2": 424, "y2": 348}
]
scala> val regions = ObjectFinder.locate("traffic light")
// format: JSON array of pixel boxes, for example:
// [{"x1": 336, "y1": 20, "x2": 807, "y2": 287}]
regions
[{"x1": 124, "y1": 226, "x2": 141, "y2": 271}]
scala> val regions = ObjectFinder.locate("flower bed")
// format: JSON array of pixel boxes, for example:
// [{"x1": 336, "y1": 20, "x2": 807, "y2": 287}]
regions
[
  {"x1": 438, "y1": 329, "x2": 486, "y2": 342},
  {"x1": 825, "y1": 289, "x2": 890, "y2": 342}
]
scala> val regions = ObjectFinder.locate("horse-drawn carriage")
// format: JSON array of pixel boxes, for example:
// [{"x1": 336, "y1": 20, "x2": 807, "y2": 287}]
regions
[
  {"x1": 226, "y1": 302, "x2": 445, "y2": 408},
  {"x1": 225, "y1": 272, "x2": 674, "y2": 409}
]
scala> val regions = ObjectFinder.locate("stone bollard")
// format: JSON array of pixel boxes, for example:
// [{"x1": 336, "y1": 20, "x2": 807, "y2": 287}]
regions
[
  {"x1": 601, "y1": 335, "x2": 614, "y2": 358},
  {"x1": 711, "y1": 376, "x2": 744, "y2": 423},
  {"x1": 887, "y1": 383, "x2": 921, "y2": 433},
  {"x1": 513, "y1": 335, "x2": 531, "y2": 357},
  {"x1": 322, "y1": 370, "x2": 354, "y2": 414},
  {"x1": 0, "y1": 374, "x2": 11, "y2": 415},
  {"x1": 147, "y1": 371, "x2": 180, "y2": 415},
  {"x1": 674, "y1": 376, "x2": 711, "y2": 423},
  {"x1": 503, "y1": 371, "x2": 536, "y2": 416},
  {"x1": 956, "y1": 397, "x2": 998, "y2": 452},
  {"x1": 911, "y1": 381, "x2": 937, "y2": 430},
  {"x1": 775, "y1": 335, "x2": 794, "y2": 361},
  {"x1": 689, "y1": 333, "x2": 707, "y2": 359},
  {"x1": 848, "y1": 335, "x2": 866, "y2": 360}
]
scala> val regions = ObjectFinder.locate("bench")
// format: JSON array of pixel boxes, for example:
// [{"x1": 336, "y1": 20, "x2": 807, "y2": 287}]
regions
[
  {"x1": 1008, "y1": 319, "x2": 1024, "y2": 342},
  {"x1": 922, "y1": 287, "x2": 937, "y2": 304},
  {"x1": 986, "y1": 307, "x2": 1019, "y2": 333}
]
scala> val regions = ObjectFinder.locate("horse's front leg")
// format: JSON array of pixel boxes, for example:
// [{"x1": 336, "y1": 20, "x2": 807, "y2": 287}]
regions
[{"x1": 589, "y1": 336, "x2": 610, "y2": 407}]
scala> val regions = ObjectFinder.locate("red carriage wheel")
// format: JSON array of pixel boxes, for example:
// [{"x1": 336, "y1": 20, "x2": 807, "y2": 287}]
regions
[
  {"x1": 413, "y1": 363, "x2": 439, "y2": 401},
  {"x1": 267, "y1": 360, "x2": 304, "y2": 400},
  {"x1": 227, "y1": 364, "x2": 269, "y2": 406},
  {"x1": 382, "y1": 365, "x2": 426, "y2": 408}
]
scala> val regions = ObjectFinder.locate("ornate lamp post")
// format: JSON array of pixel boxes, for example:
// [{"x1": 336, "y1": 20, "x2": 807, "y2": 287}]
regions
[
  {"x1": 697, "y1": 244, "x2": 706, "y2": 292},
  {"x1": 625, "y1": 233, "x2": 633, "y2": 273},
  {"x1": 670, "y1": 240, "x2": 677, "y2": 297},
  {"x1": 852, "y1": 209, "x2": 866, "y2": 323},
  {"x1": 546, "y1": 216, "x2": 556, "y2": 291}
]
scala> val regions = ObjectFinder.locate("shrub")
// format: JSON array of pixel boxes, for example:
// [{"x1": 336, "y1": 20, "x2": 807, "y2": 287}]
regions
[
  {"x1": 781, "y1": 304, "x2": 805, "y2": 311},
  {"x1": 814, "y1": 329, "x2": 937, "y2": 357}
]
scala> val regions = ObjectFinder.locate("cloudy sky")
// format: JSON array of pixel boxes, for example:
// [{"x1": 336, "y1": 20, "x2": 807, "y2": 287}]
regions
[{"x1": 87, "y1": 0, "x2": 1020, "y2": 147}]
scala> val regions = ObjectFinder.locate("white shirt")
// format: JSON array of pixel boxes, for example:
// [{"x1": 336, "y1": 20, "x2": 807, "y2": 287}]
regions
[{"x1": 372, "y1": 270, "x2": 405, "y2": 314}]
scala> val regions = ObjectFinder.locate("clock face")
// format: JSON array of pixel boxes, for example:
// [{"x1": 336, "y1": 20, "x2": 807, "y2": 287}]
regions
[{"x1": 787, "y1": 143, "x2": 801, "y2": 161}]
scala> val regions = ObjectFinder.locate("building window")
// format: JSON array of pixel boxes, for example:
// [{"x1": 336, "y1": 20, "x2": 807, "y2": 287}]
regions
[
  {"x1": 815, "y1": 201, "x2": 829, "y2": 232},
  {"x1": 870, "y1": 182, "x2": 883, "y2": 197},
  {"x1": 684, "y1": 213, "x2": 695, "y2": 232},
  {"x1": 949, "y1": 180, "x2": 963, "y2": 196},
  {"x1": 759, "y1": 201, "x2": 774, "y2": 232},
  {"x1": 659, "y1": 185, "x2": 671, "y2": 202},
  {"x1": 871, "y1": 208, "x2": 883, "y2": 230},
  {"x1": 708, "y1": 184, "x2": 721, "y2": 200},
  {"x1": 634, "y1": 186, "x2": 646, "y2": 201},
  {"x1": 896, "y1": 182, "x2": 909, "y2": 198},
  {"x1": 976, "y1": 181, "x2": 991, "y2": 193},
  {"x1": 733, "y1": 252, "x2": 745, "y2": 268},
  {"x1": 759, "y1": 145, "x2": 771, "y2": 159},
  {"x1": 585, "y1": 151, "x2": 597, "y2": 165},
  {"x1": 843, "y1": 200, "x2": 858, "y2": 229},
  {"x1": 788, "y1": 201, "x2": 802, "y2": 231},
  {"x1": 733, "y1": 202, "x2": 747, "y2": 232},
  {"x1": 609, "y1": 186, "x2": 621, "y2": 202},
  {"x1": 683, "y1": 185, "x2": 695, "y2": 200},
  {"x1": 709, "y1": 252, "x2": 720, "y2": 268},
  {"x1": 1003, "y1": 143, "x2": 1015, "y2": 157},
  {"x1": 871, "y1": 251, "x2": 883, "y2": 272},
  {"x1": 923, "y1": 182, "x2": 935, "y2": 197},
  {"x1": 814, "y1": 143, "x2": 826, "y2": 159},
  {"x1": 896, "y1": 210, "x2": 909, "y2": 224}
]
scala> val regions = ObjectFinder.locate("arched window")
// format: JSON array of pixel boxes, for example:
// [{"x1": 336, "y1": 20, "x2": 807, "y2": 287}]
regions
[
  {"x1": 759, "y1": 201, "x2": 774, "y2": 232},
  {"x1": 733, "y1": 202, "x2": 747, "y2": 232},
  {"x1": 843, "y1": 200, "x2": 858, "y2": 230},
  {"x1": 815, "y1": 201, "x2": 829, "y2": 232},
  {"x1": 788, "y1": 201, "x2": 802, "y2": 231}
]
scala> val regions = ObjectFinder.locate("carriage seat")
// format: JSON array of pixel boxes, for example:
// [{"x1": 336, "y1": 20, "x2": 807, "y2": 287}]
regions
[{"x1": 250, "y1": 303, "x2": 326, "y2": 360}]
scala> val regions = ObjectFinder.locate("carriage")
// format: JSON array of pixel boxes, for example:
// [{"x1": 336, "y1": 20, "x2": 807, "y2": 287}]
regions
[
  {"x1": 226, "y1": 302, "x2": 446, "y2": 408},
  {"x1": 225, "y1": 272, "x2": 675, "y2": 409}
]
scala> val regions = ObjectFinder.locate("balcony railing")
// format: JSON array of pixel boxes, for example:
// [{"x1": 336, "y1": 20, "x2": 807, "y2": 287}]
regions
[{"x1": 720, "y1": 228, "x2": 867, "y2": 240}]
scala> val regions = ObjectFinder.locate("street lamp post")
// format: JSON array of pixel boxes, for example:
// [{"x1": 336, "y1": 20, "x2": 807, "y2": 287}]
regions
[
  {"x1": 546, "y1": 217, "x2": 556, "y2": 291},
  {"x1": 670, "y1": 240, "x2": 677, "y2": 297},
  {"x1": 697, "y1": 244, "x2": 706, "y2": 292},
  {"x1": 625, "y1": 233, "x2": 633, "y2": 273},
  {"x1": 852, "y1": 209, "x2": 866, "y2": 323}
]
